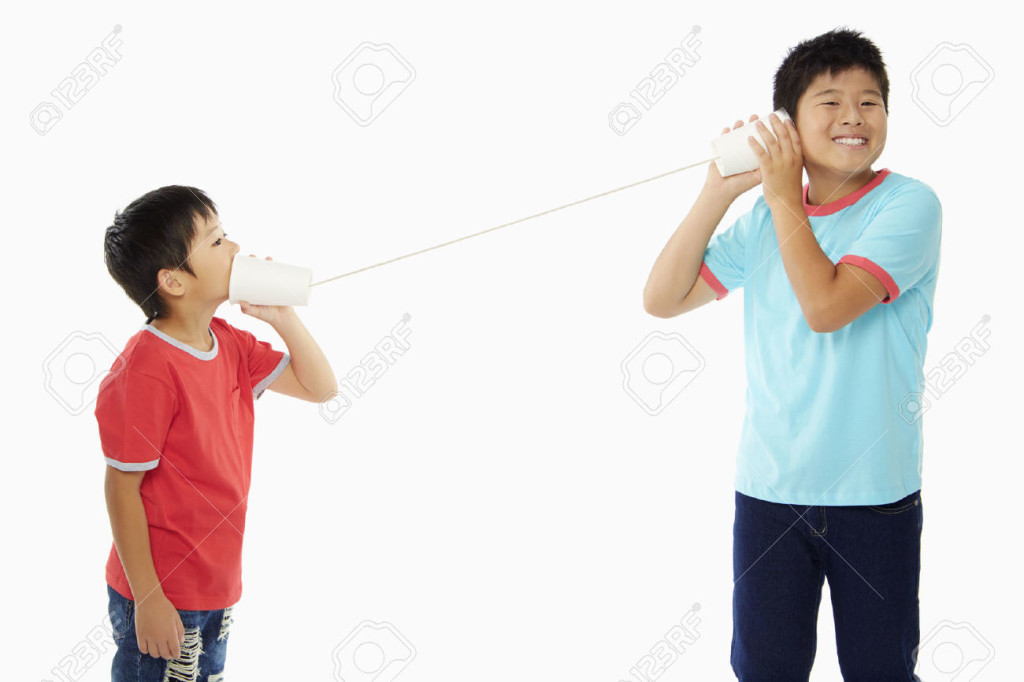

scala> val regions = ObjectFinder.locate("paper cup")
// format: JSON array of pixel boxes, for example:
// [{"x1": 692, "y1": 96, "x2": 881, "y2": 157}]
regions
[
  {"x1": 228, "y1": 254, "x2": 312, "y2": 306},
  {"x1": 711, "y1": 109, "x2": 792, "y2": 177}
]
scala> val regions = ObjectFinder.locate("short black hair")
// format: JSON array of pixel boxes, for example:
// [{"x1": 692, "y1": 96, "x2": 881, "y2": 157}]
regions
[
  {"x1": 103, "y1": 186, "x2": 218, "y2": 323},
  {"x1": 773, "y1": 28, "x2": 889, "y2": 119}
]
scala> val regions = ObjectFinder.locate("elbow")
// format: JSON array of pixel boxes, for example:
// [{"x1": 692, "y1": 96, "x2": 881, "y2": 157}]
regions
[
  {"x1": 806, "y1": 310, "x2": 832, "y2": 334},
  {"x1": 806, "y1": 313, "x2": 829, "y2": 333},
  {"x1": 804, "y1": 293, "x2": 836, "y2": 333},
  {"x1": 807, "y1": 308, "x2": 844, "y2": 334},
  {"x1": 642, "y1": 287, "x2": 657, "y2": 316},
  {"x1": 642, "y1": 287, "x2": 670, "y2": 318},
  {"x1": 313, "y1": 385, "x2": 339, "y2": 404},
  {"x1": 643, "y1": 301, "x2": 663, "y2": 318},
  {"x1": 312, "y1": 371, "x2": 339, "y2": 403},
  {"x1": 643, "y1": 296, "x2": 670, "y2": 319}
]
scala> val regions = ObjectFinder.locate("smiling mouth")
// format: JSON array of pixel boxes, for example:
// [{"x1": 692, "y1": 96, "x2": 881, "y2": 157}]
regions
[{"x1": 833, "y1": 136, "x2": 868, "y2": 149}]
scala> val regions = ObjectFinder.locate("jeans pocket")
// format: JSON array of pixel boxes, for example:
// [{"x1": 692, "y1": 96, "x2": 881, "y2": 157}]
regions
[
  {"x1": 868, "y1": 491, "x2": 920, "y2": 515},
  {"x1": 109, "y1": 593, "x2": 133, "y2": 644}
]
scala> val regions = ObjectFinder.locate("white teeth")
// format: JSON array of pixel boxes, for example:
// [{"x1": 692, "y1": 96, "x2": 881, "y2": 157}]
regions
[{"x1": 834, "y1": 137, "x2": 867, "y2": 146}]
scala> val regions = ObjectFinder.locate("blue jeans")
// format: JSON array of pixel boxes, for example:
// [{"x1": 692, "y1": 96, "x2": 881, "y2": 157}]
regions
[
  {"x1": 731, "y1": 490, "x2": 923, "y2": 682},
  {"x1": 107, "y1": 585, "x2": 234, "y2": 682}
]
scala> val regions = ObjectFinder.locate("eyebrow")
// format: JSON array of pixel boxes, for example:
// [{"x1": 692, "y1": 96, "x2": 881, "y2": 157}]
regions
[
  {"x1": 204, "y1": 223, "x2": 224, "y2": 240},
  {"x1": 812, "y1": 88, "x2": 883, "y2": 98}
]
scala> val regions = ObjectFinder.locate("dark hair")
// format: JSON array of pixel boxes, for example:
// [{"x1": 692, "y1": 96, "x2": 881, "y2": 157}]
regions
[
  {"x1": 103, "y1": 185, "x2": 218, "y2": 323},
  {"x1": 773, "y1": 28, "x2": 889, "y2": 119}
]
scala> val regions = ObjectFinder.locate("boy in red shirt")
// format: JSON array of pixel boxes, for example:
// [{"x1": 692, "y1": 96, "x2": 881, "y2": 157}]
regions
[{"x1": 95, "y1": 185, "x2": 337, "y2": 681}]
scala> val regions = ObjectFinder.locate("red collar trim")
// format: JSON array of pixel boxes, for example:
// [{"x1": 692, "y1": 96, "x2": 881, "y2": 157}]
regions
[{"x1": 803, "y1": 168, "x2": 891, "y2": 216}]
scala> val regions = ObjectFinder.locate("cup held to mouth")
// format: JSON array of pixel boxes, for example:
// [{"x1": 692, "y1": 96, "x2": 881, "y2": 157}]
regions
[{"x1": 228, "y1": 253, "x2": 312, "y2": 306}]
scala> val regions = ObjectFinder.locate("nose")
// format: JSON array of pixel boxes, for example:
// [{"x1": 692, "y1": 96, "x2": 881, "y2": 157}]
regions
[{"x1": 840, "y1": 101, "x2": 865, "y2": 126}]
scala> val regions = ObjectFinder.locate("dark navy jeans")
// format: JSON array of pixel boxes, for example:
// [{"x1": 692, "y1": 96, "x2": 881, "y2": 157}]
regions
[
  {"x1": 107, "y1": 585, "x2": 234, "y2": 682},
  {"x1": 731, "y1": 490, "x2": 923, "y2": 681}
]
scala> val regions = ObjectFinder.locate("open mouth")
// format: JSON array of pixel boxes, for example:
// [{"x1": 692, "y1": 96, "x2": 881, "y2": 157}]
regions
[{"x1": 833, "y1": 136, "x2": 868, "y2": 149}]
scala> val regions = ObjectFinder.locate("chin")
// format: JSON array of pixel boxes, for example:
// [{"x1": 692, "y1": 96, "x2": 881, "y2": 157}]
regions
[{"x1": 825, "y1": 150, "x2": 877, "y2": 169}]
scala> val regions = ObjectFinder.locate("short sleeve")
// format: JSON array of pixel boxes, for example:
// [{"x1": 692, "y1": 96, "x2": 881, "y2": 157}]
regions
[
  {"x1": 837, "y1": 184, "x2": 942, "y2": 304},
  {"x1": 700, "y1": 208, "x2": 754, "y2": 299},
  {"x1": 94, "y1": 371, "x2": 177, "y2": 472},
  {"x1": 233, "y1": 326, "x2": 290, "y2": 400}
]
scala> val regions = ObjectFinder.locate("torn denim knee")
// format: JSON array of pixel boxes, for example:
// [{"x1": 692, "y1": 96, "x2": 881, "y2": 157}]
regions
[
  {"x1": 217, "y1": 606, "x2": 234, "y2": 642},
  {"x1": 163, "y1": 627, "x2": 202, "y2": 682}
]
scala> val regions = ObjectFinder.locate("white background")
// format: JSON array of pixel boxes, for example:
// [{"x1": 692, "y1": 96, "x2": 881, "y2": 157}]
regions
[{"x1": 3, "y1": 1, "x2": 1019, "y2": 680}]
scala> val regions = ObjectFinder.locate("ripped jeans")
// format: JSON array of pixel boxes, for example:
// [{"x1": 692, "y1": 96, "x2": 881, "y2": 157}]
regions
[{"x1": 107, "y1": 585, "x2": 234, "y2": 682}]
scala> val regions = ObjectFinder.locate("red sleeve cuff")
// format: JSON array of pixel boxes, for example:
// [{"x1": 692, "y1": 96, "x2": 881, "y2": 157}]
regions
[
  {"x1": 699, "y1": 261, "x2": 729, "y2": 300},
  {"x1": 837, "y1": 255, "x2": 899, "y2": 303}
]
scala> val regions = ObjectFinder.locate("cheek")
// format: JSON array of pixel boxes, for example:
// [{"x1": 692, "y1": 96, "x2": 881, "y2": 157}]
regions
[{"x1": 793, "y1": 117, "x2": 820, "y2": 140}]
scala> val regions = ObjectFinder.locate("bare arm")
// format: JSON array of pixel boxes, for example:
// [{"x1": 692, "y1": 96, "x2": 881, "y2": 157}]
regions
[
  {"x1": 643, "y1": 188, "x2": 733, "y2": 317},
  {"x1": 105, "y1": 467, "x2": 184, "y2": 659},
  {"x1": 643, "y1": 117, "x2": 766, "y2": 318},
  {"x1": 267, "y1": 309, "x2": 338, "y2": 402}
]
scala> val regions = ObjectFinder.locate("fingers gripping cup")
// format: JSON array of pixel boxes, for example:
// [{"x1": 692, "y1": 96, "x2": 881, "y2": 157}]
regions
[
  {"x1": 228, "y1": 253, "x2": 313, "y2": 306},
  {"x1": 711, "y1": 109, "x2": 792, "y2": 177}
]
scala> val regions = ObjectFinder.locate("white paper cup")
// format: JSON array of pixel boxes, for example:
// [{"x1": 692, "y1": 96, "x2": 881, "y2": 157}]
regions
[
  {"x1": 228, "y1": 254, "x2": 312, "y2": 306},
  {"x1": 711, "y1": 109, "x2": 792, "y2": 177}
]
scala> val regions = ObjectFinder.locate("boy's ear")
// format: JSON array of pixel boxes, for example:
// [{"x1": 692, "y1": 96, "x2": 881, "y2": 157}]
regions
[{"x1": 156, "y1": 267, "x2": 186, "y2": 299}]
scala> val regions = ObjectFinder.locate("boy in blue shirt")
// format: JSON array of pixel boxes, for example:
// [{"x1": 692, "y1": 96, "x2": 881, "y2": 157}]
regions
[{"x1": 644, "y1": 28, "x2": 940, "y2": 681}]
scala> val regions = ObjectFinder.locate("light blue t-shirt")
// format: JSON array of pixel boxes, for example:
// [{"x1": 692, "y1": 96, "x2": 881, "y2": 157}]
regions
[{"x1": 700, "y1": 168, "x2": 942, "y2": 505}]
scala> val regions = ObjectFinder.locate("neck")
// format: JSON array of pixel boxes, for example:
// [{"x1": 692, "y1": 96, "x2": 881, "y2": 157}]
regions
[
  {"x1": 805, "y1": 166, "x2": 878, "y2": 207},
  {"x1": 151, "y1": 304, "x2": 218, "y2": 348}
]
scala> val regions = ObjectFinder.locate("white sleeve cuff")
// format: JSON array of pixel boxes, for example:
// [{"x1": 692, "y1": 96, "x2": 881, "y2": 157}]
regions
[{"x1": 105, "y1": 457, "x2": 159, "y2": 472}]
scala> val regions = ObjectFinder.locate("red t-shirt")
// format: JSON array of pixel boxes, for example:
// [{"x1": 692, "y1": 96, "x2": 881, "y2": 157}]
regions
[{"x1": 94, "y1": 316, "x2": 289, "y2": 610}]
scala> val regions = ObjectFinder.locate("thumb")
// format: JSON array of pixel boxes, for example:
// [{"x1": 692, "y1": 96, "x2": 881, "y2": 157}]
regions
[{"x1": 175, "y1": 613, "x2": 185, "y2": 643}]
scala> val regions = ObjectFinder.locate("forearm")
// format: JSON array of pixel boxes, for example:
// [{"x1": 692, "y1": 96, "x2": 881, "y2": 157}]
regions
[
  {"x1": 105, "y1": 470, "x2": 164, "y2": 604},
  {"x1": 768, "y1": 198, "x2": 837, "y2": 328},
  {"x1": 644, "y1": 188, "x2": 734, "y2": 313},
  {"x1": 272, "y1": 309, "x2": 338, "y2": 400}
]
